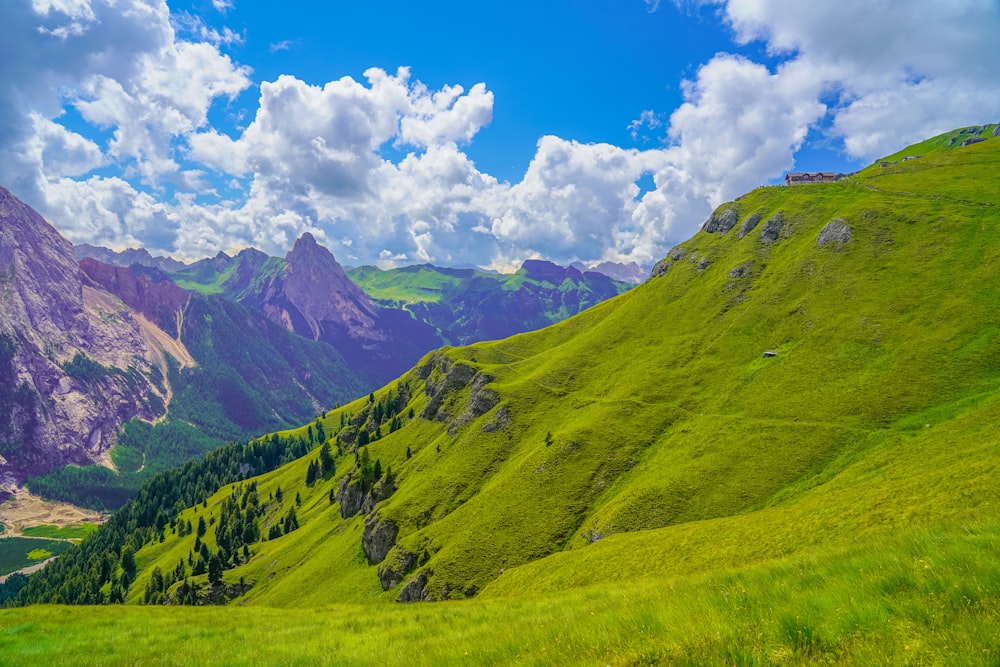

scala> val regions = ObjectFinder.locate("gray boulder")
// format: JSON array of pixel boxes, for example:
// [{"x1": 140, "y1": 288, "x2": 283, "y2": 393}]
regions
[
  {"x1": 759, "y1": 212, "x2": 784, "y2": 244},
  {"x1": 650, "y1": 246, "x2": 688, "y2": 279},
  {"x1": 398, "y1": 572, "x2": 429, "y2": 603},
  {"x1": 378, "y1": 548, "x2": 417, "y2": 590},
  {"x1": 817, "y1": 218, "x2": 853, "y2": 246},
  {"x1": 736, "y1": 213, "x2": 762, "y2": 240},
  {"x1": 702, "y1": 207, "x2": 739, "y2": 234},
  {"x1": 336, "y1": 476, "x2": 365, "y2": 518},
  {"x1": 362, "y1": 513, "x2": 399, "y2": 565}
]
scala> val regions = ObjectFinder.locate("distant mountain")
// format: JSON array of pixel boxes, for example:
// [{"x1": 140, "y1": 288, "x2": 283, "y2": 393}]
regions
[
  {"x1": 0, "y1": 186, "x2": 368, "y2": 508},
  {"x1": 0, "y1": 187, "x2": 170, "y2": 495},
  {"x1": 569, "y1": 260, "x2": 647, "y2": 283},
  {"x1": 75, "y1": 243, "x2": 187, "y2": 273},
  {"x1": 347, "y1": 259, "x2": 632, "y2": 345},
  {"x1": 171, "y1": 238, "x2": 631, "y2": 379},
  {"x1": 169, "y1": 234, "x2": 441, "y2": 387}
]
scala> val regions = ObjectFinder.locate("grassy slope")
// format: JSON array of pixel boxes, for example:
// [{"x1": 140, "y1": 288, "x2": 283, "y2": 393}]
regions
[
  {"x1": 4, "y1": 129, "x2": 1000, "y2": 662},
  {"x1": 130, "y1": 131, "x2": 1000, "y2": 602},
  {"x1": 347, "y1": 264, "x2": 477, "y2": 305}
]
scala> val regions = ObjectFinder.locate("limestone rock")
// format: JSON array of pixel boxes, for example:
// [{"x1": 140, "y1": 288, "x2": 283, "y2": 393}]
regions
[
  {"x1": 649, "y1": 257, "x2": 671, "y2": 279},
  {"x1": 362, "y1": 513, "x2": 399, "y2": 565},
  {"x1": 701, "y1": 207, "x2": 739, "y2": 234},
  {"x1": 336, "y1": 476, "x2": 365, "y2": 518},
  {"x1": 759, "y1": 212, "x2": 785, "y2": 245},
  {"x1": 736, "y1": 213, "x2": 762, "y2": 240},
  {"x1": 398, "y1": 571, "x2": 429, "y2": 603},
  {"x1": 649, "y1": 246, "x2": 688, "y2": 279},
  {"x1": 378, "y1": 548, "x2": 417, "y2": 590},
  {"x1": 817, "y1": 219, "x2": 853, "y2": 246},
  {"x1": 0, "y1": 186, "x2": 166, "y2": 485},
  {"x1": 420, "y1": 355, "x2": 478, "y2": 421},
  {"x1": 729, "y1": 264, "x2": 750, "y2": 279}
]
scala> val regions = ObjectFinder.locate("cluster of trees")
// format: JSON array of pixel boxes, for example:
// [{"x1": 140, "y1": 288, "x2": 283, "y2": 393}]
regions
[
  {"x1": 143, "y1": 482, "x2": 269, "y2": 605},
  {"x1": 305, "y1": 442, "x2": 336, "y2": 486},
  {"x1": 4, "y1": 430, "x2": 317, "y2": 606},
  {"x1": 341, "y1": 384, "x2": 413, "y2": 449},
  {"x1": 0, "y1": 334, "x2": 38, "y2": 460},
  {"x1": 59, "y1": 352, "x2": 111, "y2": 385}
]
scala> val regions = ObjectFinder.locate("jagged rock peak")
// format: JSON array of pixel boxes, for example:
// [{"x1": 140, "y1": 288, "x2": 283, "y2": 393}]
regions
[{"x1": 287, "y1": 233, "x2": 348, "y2": 275}]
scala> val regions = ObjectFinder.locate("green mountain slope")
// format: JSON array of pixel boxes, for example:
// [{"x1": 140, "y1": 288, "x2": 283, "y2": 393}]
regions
[
  {"x1": 348, "y1": 261, "x2": 632, "y2": 345},
  {"x1": 6, "y1": 128, "x2": 1000, "y2": 662}
]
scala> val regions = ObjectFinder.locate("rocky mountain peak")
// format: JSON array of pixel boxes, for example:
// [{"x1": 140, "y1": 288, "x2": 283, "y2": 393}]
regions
[
  {"x1": 0, "y1": 186, "x2": 169, "y2": 489},
  {"x1": 286, "y1": 233, "x2": 351, "y2": 281}
]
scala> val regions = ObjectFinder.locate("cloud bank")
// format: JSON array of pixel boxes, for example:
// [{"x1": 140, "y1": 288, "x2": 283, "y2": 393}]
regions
[{"x1": 2, "y1": 0, "x2": 999, "y2": 270}]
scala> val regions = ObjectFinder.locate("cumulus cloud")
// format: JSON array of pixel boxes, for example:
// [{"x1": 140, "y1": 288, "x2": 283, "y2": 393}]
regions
[
  {"x1": 718, "y1": 0, "x2": 1000, "y2": 158},
  {"x1": 4, "y1": 0, "x2": 1000, "y2": 273}
]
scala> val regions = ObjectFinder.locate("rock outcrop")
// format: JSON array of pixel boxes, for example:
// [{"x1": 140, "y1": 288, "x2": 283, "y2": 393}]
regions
[
  {"x1": 649, "y1": 246, "x2": 688, "y2": 279},
  {"x1": 701, "y1": 207, "x2": 740, "y2": 234},
  {"x1": 418, "y1": 353, "x2": 501, "y2": 434},
  {"x1": 362, "y1": 513, "x2": 399, "y2": 565},
  {"x1": 817, "y1": 219, "x2": 853, "y2": 246},
  {"x1": 759, "y1": 212, "x2": 785, "y2": 244},
  {"x1": 737, "y1": 213, "x2": 763, "y2": 240},
  {"x1": 398, "y1": 571, "x2": 429, "y2": 603},
  {"x1": 378, "y1": 548, "x2": 417, "y2": 590}
]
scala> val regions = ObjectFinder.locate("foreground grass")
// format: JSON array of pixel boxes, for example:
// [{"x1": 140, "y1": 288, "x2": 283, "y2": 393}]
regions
[{"x1": 3, "y1": 519, "x2": 998, "y2": 665}]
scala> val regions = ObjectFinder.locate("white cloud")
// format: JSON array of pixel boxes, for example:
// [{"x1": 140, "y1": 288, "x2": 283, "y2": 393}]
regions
[
  {"x1": 269, "y1": 40, "x2": 293, "y2": 53},
  {"x1": 5, "y1": 0, "x2": 1000, "y2": 275},
  {"x1": 628, "y1": 109, "x2": 665, "y2": 141},
  {"x1": 73, "y1": 39, "x2": 251, "y2": 184},
  {"x1": 211, "y1": 0, "x2": 233, "y2": 12},
  {"x1": 718, "y1": 0, "x2": 1000, "y2": 159}
]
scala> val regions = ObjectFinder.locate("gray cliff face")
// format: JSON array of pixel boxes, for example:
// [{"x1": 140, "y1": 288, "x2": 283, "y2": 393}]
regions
[
  {"x1": 0, "y1": 186, "x2": 168, "y2": 491},
  {"x1": 279, "y1": 233, "x2": 382, "y2": 343}
]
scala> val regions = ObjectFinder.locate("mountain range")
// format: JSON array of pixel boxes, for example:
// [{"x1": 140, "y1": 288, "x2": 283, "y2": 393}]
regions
[
  {"x1": 4, "y1": 126, "x2": 999, "y2": 663},
  {"x1": 0, "y1": 193, "x2": 631, "y2": 509}
]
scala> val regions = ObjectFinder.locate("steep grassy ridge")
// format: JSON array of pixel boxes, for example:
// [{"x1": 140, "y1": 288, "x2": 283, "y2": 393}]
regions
[
  {"x1": 110, "y1": 130, "x2": 1000, "y2": 608},
  {"x1": 4, "y1": 130, "x2": 1000, "y2": 662}
]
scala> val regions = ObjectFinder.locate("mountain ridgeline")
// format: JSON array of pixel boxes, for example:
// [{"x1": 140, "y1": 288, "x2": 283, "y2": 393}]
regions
[
  {"x1": 1, "y1": 193, "x2": 631, "y2": 509},
  {"x1": 0, "y1": 192, "x2": 368, "y2": 507},
  {"x1": 10, "y1": 125, "x2": 1000, "y2": 635}
]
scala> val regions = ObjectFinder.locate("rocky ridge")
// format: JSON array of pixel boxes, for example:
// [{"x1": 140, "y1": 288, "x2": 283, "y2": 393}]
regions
[{"x1": 0, "y1": 186, "x2": 180, "y2": 491}]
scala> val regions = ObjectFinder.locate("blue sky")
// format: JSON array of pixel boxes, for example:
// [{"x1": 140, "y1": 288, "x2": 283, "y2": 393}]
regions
[{"x1": 3, "y1": 0, "x2": 999, "y2": 270}]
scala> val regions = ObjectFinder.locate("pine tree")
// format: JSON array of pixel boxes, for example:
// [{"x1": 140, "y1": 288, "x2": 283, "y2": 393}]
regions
[
  {"x1": 319, "y1": 441, "x2": 335, "y2": 478},
  {"x1": 208, "y1": 554, "x2": 223, "y2": 586}
]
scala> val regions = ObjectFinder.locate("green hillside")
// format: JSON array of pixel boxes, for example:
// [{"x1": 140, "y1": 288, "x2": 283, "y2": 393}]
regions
[
  {"x1": 4, "y1": 128, "x2": 1000, "y2": 663},
  {"x1": 349, "y1": 262, "x2": 632, "y2": 344}
]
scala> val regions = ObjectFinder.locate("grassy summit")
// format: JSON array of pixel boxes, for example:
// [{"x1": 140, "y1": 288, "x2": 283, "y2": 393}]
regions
[{"x1": 3, "y1": 128, "x2": 1000, "y2": 663}]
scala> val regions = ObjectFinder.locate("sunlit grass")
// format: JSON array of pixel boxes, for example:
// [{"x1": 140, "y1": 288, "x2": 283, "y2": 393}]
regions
[{"x1": 3, "y1": 519, "x2": 998, "y2": 665}]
